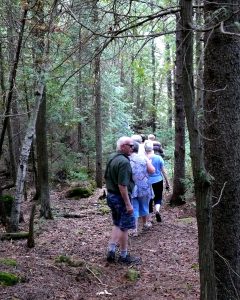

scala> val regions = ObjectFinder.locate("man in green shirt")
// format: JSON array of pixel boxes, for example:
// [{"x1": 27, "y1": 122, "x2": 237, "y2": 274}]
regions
[{"x1": 105, "y1": 136, "x2": 141, "y2": 265}]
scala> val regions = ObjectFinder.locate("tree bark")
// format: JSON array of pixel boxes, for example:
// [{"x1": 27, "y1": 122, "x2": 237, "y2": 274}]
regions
[
  {"x1": 93, "y1": 0, "x2": 103, "y2": 188},
  {"x1": 204, "y1": 0, "x2": 240, "y2": 297},
  {"x1": 32, "y1": 1, "x2": 52, "y2": 219},
  {"x1": 166, "y1": 42, "x2": 173, "y2": 128},
  {"x1": 151, "y1": 39, "x2": 157, "y2": 133},
  {"x1": 0, "y1": 7, "x2": 28, "y2": 159},
  {"x1": 170, "y1": 12, "x2": 186, "y2": 206},
  {"x1": 27, "y1": 203, "x2": 36, "y2": 248},
  {"x1": 181, "y1": 0, "x2": 217, "y2": 298}
]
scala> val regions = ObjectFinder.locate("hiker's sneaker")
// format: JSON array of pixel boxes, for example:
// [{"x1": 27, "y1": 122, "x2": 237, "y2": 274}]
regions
[
  {"x1": 156, "y1": 212, "x2": 162, "y2": 222},
  {"x1": 129, "y1": 229, "x2": 138, "y2": 237},
  {"x1": 143, "y1": 222, "x2": 152, "y2": 231},
  {"x1": 118, "y1": 254, "x2": 141, "y2": 265},
  {"x1": 106, "y1": 250, "x2": 115, "y2": 263}
]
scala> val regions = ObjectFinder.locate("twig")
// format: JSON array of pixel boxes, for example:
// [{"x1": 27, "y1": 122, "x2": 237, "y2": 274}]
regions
[
  {"x1": 220, "y1": 21, "x2": 240, "y2": 37},
  {"x1": 86, "y1": 265, "x2": 107, "y2": 286},
  {"x1": 212, "y1": 181, "x2": 227, "y2": 208}
]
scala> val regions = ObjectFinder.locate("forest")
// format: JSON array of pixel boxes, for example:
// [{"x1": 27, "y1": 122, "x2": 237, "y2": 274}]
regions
[{"x1": 0, "y1": 0, "x2": 240, "y2": 299}]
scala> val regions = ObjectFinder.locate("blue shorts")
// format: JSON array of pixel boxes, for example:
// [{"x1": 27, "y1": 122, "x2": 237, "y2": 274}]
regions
[
  {"x1": 107, "y1": 193, "x2": 136, "y2": 231},
  {"x1": 132, "y1": 197, "x2": 150, "y2": 218}
]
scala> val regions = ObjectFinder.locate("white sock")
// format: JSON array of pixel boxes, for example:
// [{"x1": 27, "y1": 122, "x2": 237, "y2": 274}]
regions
[{"x1": 155, "y1": 204, "x2": 161, "y2": 213}]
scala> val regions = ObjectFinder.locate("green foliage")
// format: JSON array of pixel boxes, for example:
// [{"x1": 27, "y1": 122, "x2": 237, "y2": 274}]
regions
[
  {"x1": 69, "y1": 169, "x2": 89, "y2": 181},
  {"x1": 50, "y1": 143, "x2": 91, "y2": 181},
  {"x1": 124, "y1": 269, "x2": 140, "y2": 282},
  {"x1": 191, "y1": 263, "x2": 199, "y2": 271},
  {"x1": 0, "y1": 258, "x2": 17, "y2": 267},
  {"x1": 98, "y1": 201, "x2": 110, "y2": 215},
  {"x1": 55, "y1": 255, "x2": 72, "y2": 264},
  {"x1": 0, "y1": 272, "x2": 19, "y2": 286}
]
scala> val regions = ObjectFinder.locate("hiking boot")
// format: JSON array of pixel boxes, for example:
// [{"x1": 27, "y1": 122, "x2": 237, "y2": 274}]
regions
[
  {"x1": 156, "y1": 212, "x2": 162, "y2": 222},
  {"x1": 118, "y1": 254, "x2": 141, "y2": 265},
  {"x1": 106, "y1": 250, "x2": 115, "y2": 263}
]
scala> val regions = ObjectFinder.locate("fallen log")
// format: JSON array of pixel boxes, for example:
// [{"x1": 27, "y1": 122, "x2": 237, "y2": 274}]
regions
[
  {"x1": 62, "y1": 214, "x2": 86, "y2": 219},
  {"x1": 0, "y1": 232, "x2": 29, "y2": 241}
]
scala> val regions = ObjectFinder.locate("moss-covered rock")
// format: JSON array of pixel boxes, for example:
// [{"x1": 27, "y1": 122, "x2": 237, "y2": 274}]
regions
[
  {"x1": 66, "y1": 187, "x2": 93, "y2": 198},
  {"x1": 0, "y1": 272, "x2": 19, "y2": 286}
]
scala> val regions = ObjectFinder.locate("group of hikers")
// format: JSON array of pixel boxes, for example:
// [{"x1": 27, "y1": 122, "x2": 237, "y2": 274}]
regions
[{"x1": 104, "y1": 134, "x2": 170, "y2": 265}]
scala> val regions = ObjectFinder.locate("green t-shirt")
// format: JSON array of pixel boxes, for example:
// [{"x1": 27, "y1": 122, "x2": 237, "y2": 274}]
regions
[{"x1": 105, "y1": 152, "x2": 134, "y2": 194}]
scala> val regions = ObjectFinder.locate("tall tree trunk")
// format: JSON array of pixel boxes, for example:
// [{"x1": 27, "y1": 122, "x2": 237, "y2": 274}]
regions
[
  {"x1": 33, "y1": 1, "x2": 52, "y2": 219},
  {"x1": 181, "y1": 0, "x2": 217, "y2": 298},
  {"x1": 10, "y1": 75, "x2": 46, "y2": 231},
  {"x1": 93, "y1": 0, "x2": 103, "y2": 188},
  {"x1": 151, "y1": 39, "x2": 156, "y2": 133},
  {"x1": 0, "y1": 41, "x2": 16, "y2": 182},
  {"x1": 36, "y1": 87, "x2": 52, "y2": 219},
  {"x1": 204, "y1": 0, "x2": 240, "y2": 297},
  {"x1": 6, "y1": 0, "x2": 22, "y2": 169},
  {"x1": 0, "y1": 7, "x2": 28, "y2": 159},
  {"x1": 166, "y1": 42, "x2": 173, "y2": 128},
  {"x1": 195, "y1": 0, "x2": 204, "y2": 111},
  {"x1": 77, "y1": 26, "x2": 84, "y2": 152},
  {"x1": 170, "y1": 13, "x2": 186, "y2": 206},
  {"x1": 9, "y1": 0, "x2": 51, "y2": 231}
]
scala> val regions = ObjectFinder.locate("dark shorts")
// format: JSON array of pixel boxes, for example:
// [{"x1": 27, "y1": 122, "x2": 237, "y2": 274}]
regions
[{"x1": 107, "y1": 193, "x2": 136, "y2": 231}]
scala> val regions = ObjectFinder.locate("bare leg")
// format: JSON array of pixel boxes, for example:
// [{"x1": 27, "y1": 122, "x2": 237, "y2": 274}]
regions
[
  {"x1": 118, "y1": 229, "x2": 128, "y2": 251},
  {"x1": 109, "y1": 225, "x2": 121, "y2": 243}
]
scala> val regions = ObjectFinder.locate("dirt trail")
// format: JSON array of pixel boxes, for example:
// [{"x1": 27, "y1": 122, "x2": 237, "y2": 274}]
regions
[{"x1": 0, "y1": 188, "x2": 199, "y2": 300}]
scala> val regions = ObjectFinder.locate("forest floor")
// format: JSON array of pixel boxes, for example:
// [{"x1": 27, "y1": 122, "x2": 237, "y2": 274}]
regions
[{"x1": 0, "y1": 187, "x2": 200, "y2": 300}]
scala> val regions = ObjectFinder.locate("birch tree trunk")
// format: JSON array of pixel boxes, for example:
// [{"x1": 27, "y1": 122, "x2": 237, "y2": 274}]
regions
[
  {"x1": 10, "y1": 76, "x2": 45, "y2": 231},
  {"x1": 9, "y1": 1, "x2": 49, "y2": 231}
]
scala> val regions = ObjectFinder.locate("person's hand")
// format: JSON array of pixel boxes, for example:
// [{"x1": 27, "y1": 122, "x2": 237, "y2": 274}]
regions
[{"x1": 126, "y1": 204, "x2": 133, "y2": 214}]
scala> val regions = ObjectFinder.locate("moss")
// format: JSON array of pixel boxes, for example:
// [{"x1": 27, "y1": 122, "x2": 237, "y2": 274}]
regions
[
  {"x1": 191, "y1": 263, "x2": 199, "y2": 270},
  {"x1": 124, "y1": 269, "x2": 140, "y2": 282},
  {"x1": 0, "y1": 272, "x2": 19, "y2": 286},
  {"x1": 66, "y1": 187, "x2": 93, "y2": 199},
  {"x1": 0, "y1": 258, "x2": 17, "y2": 267},
  {"x1": 98, "y1": 204, "x2": 110, "y2": 215},
  {"x1": 55, "y1": 255, "x2": 72, "y2": 264},
  {"x1": 177, "y1": 217, "x2": 195, "y2": 224},
  {"x1": 55, "y1": 255, "x2": 84, "y2": 267}
]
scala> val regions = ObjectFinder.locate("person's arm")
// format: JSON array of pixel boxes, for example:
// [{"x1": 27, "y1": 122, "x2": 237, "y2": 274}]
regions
[
  {"x1": 145, "y1": 157, "x2": 155, "y2": 174},
  {"x1": 161, "y1": 166, "x2": 170, "y2": 190},
  {"x1": 118, "y1": 184, "x2": 133, "y2": 214}
]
